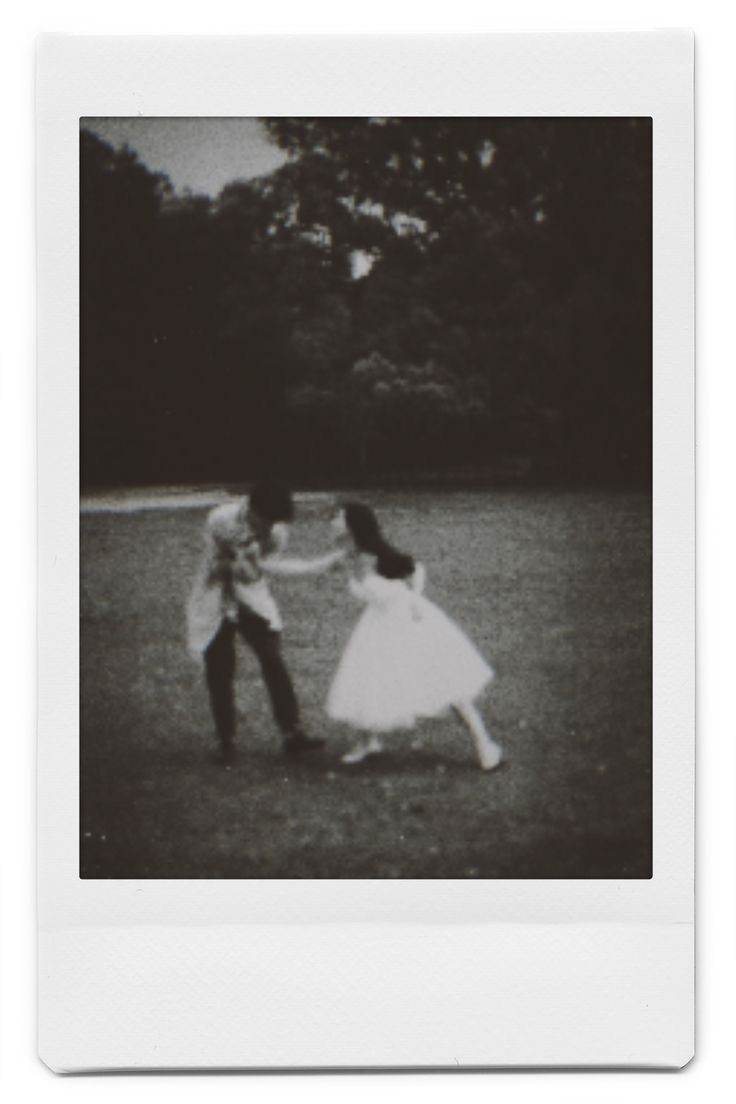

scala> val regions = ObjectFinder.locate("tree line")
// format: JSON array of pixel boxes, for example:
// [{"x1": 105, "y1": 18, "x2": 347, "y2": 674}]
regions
[{"x1": 80, "y1": 117, "x2": 651, "y2": 488}]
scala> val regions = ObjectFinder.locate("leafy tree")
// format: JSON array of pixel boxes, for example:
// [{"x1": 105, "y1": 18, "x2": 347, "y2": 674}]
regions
[{"x1": 80, "y1": 117, "x2": 651, "y2": 487}]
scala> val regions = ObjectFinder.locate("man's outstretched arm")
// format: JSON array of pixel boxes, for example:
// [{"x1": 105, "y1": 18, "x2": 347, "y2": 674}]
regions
[{"x1": 260, "y1": 549, "x2": 345, "y2": 578}]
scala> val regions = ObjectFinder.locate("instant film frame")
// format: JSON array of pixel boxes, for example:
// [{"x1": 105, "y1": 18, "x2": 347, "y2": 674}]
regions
[{"x1": 37, "y1": 33, "x2": 694, "y2": 1070}]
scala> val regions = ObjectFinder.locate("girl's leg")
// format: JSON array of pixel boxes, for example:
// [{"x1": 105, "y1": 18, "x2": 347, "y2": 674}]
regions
[
  {"x1": 341, "y1": 731, "x2": 384, "y2": 764},
  {"x1": 454, "y1": 700, "x2": 502, "y2": 771}
]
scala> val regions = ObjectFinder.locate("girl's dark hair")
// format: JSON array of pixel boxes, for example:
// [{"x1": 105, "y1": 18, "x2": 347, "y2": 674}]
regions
[{"x1": 342, "y1": 502, "x2": 415, "y2": 580}]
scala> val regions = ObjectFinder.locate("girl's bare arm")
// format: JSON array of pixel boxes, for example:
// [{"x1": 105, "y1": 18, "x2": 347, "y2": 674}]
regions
[{"x1": 260, "y1": 548, "x2": 346, "y2": 578}]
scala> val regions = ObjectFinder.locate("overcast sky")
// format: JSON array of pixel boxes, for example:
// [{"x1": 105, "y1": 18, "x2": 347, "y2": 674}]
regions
[{"x1": 82, "y1": 117, "x2": 288, "y2": 197}]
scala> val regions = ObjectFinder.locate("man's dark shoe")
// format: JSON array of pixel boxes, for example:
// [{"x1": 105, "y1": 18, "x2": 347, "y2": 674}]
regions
[
  {"x1": 283, "y1": 732, "x2": 326, "y2": 756},
  {"x1": 213, "y1": 742, "x2": 238, "y2": 769}
]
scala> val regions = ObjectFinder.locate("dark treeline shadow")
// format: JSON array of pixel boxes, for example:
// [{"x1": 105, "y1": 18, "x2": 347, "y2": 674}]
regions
[{"x1": 80, "y1": 117, "x2": 651, "y2": 491}]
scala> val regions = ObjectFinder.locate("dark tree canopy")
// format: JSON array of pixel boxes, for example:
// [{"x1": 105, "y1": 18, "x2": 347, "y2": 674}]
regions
[{"x1": 80, "y1": 118, "x2": 651, "y2": 488}]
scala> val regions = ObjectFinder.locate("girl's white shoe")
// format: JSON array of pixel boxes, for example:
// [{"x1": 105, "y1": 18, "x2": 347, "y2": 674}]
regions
[
  {"x1": 479, "y1": 741, "x2": 503, "y2": 772},
  {"x1": 341, "y1": 734, "x2": 384, "y2": 764}
]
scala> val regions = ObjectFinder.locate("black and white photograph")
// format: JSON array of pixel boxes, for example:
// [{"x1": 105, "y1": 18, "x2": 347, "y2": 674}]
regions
[
  {"x1": 33, "y1": 30, "x2": 697, "y2": 1074},
  {"x1": 79, "y1": 114, "x2": 652, "y2": 880}
]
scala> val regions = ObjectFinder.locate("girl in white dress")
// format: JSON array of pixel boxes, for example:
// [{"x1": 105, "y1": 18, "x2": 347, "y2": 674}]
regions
[{"x1": 326, "y1": 503, "x2": 503, "y2": 770}]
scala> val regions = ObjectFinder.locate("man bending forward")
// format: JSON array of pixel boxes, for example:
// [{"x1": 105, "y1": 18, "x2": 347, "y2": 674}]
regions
[{"x1": 187, "y1": 482, "x2": 343, "y2": 765}]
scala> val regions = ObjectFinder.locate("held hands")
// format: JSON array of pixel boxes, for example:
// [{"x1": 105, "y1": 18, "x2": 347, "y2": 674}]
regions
[
  {"x1": 311, "y1": 547, "x2": 348, "y2": 575},
  {"x1": 296, "y1": 548, "x2": 347, "y2": 575},
  {"x1": 328, "y1": 547, "x2": 349, "y2": 572}
]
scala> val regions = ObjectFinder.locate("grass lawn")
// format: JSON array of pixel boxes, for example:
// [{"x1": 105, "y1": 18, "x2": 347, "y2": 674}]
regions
[{"x1": 80, "y1": 489, "x2": 651, "y2": 878}]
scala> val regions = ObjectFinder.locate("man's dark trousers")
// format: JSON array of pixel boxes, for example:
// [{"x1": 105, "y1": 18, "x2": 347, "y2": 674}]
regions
[{"x1": 204, "y1": 605, "x2": 300, "y2": 751}]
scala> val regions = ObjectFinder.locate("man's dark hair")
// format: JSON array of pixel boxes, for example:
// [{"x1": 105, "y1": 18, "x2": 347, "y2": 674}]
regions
[{"x1": 249, "y1": 481, "x2": 295, "y2": 524}]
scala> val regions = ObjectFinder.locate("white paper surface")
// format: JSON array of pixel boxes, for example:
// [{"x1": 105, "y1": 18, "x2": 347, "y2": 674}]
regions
[
  {"x1": 39, "y1": 923, "x2": 693, "y2": 1071},
  {"x1": 37, "y1": 31, "x2": 694, "y2": 1070}
]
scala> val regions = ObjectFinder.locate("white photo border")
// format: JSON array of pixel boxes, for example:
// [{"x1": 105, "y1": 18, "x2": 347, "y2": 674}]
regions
[{"x1": 37, "y1": 32, "x2": 694, "y2": 1070}]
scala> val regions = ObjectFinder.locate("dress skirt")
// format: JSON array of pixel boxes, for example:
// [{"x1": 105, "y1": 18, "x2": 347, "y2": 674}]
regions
[{"x1": 327, "y1": 594, "x2": 493, "y2": 733}]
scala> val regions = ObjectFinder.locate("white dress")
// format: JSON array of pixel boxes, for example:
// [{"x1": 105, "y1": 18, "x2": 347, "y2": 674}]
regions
[{"x1": 326, "y1": 564, "x2": 493, "y2": 732}]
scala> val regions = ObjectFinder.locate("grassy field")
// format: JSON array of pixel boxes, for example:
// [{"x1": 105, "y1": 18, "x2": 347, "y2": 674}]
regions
[{"x1": 80, "y1": 489, "x2": 651, "y2": 879}]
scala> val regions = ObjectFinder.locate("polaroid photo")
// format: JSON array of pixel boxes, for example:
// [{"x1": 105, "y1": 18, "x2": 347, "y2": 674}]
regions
[{"x1": 37, "y1": 32, "x2": 694, "y2": 1070}]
